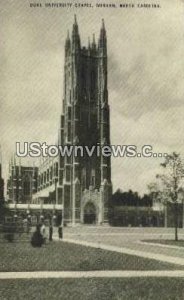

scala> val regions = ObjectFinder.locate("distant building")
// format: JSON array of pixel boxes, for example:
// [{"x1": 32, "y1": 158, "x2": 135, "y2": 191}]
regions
[
  {"x1": 6, "y1": 159, "x2": 62, "y2": 224},
  {"x1": 7, "y1": 161, "x2": 38, "y2": 204},
  {"x1": 33, "y1": 156, "x2": 59, "y2": 205}
]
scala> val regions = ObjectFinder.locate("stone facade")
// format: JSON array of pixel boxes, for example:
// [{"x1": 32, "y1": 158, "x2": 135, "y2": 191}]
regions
[
  {"x1": 7, "y1": 162, "x2": 38, "y2": 204},
  {"x1": 13, "y1": 17, "x2": 112, "y2": 225},
  {"x1": 59, "y1": 16, "x2": 112, "y2": 224}
]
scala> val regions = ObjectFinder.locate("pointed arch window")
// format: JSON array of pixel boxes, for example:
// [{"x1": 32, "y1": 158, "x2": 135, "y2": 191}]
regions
[{"x1": 91, "y1": 169, "x2": 95, "y2": 187}]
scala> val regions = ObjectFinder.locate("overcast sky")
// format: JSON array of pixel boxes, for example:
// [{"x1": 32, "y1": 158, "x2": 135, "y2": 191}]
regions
[{"x1": 0, "y1": 0, "x2": 184, "y2": 195}]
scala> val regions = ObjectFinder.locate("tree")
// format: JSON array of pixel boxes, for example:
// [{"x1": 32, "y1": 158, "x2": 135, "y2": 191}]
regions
[
  {"x1": 108, "y1": 188, "x2": 152, "y2": 226},
  {"x1": 147, "y1": 182, "x2": 164, "y2": 207},
  {"x1": 154, "y1": 152, "x2": 184, "y2": 241}
]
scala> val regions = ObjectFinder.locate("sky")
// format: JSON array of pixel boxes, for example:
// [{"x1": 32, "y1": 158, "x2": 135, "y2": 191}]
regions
[{"x1": 0, "y1": 0, "x2": 184, "y2": 195}]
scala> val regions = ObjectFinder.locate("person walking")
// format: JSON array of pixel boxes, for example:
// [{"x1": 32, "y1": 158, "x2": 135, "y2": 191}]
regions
[
  {"x1": 58, "y1": 224, "x2": 63, "y2": 239},
  {"x1": 40, "y1": 222, "x2": 46, "y2": 244},
  {"x1": 49, "y1": 222, "x2": 53, "y2": 241}
]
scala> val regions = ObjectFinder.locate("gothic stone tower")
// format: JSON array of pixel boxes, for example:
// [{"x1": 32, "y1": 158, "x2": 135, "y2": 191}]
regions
[{"x1": 59, "y1": 16, "x2": 112, "y2": 225}]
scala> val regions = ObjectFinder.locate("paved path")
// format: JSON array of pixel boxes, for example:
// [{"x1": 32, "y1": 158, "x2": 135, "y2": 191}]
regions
[
  {"x1": 1, "y1": 270, "x2": 184, "y2": 279},
  {"x1": 61, "y1": 227, "x2": 184, "y2": 260},
  {"x1": 139, "y1": 241, "x2": 184, "y2": 250},
  {"x1": 63, "y1": 238, "x2": 184, "y2": 266}
]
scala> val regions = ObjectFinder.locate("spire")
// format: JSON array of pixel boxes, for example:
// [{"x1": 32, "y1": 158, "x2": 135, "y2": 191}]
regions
[
  {"x1": 72, "y1": 15, "x2": 80, "y2": 50},
  {"x1": 9, "y1": 158, "x2": 11, "y2": 175},
  {"x1": 72, "y1": 14, "x2": 79, "y2": 36},
  {"x1": 98, "y1": 19, "x2": 107, "y2": 51},
  {"x1": 100, "y1": 19, "x2": 106, "y2": 37},
  {"x1": 92, "y1": 33, "x2": 96, "y2": 49},
  {"x1": 88, "y1": 37, "x2": 91, "y2": 49},
  {"x1": 74, "y1": 14, "x2": 77, "y2": 25},
  {"x1": 19, "y1": 158, "x2": 21, "y2": 176},
  {"x1": 65, "y1": 30, "x2": 71, "y2": 53},
  {"x1": 102, "y1": 18, "x2": 105, "y2": 29}
]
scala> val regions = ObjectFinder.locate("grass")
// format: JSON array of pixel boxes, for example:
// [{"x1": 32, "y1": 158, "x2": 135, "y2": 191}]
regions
[
  {"x1": 143, "y1": 240, "x2": 184, "y2": 247},
  {"x1": 0, "y1": 241, "x2": 184, "y2": 272},
  {"x1": 0, "y1": 278, "x2": 184, "y2": 300}
]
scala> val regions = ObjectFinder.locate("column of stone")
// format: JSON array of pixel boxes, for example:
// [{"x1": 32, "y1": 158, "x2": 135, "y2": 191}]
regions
[
  {"x1": 98, "y1": 20, "x2": 112, "y2": 223},
  {"x1": 62, "y1": 20, "x2": 76, "y2": 223},
  {"x1": 71, "y1": 16, "x2": 81, "y2": 225}
]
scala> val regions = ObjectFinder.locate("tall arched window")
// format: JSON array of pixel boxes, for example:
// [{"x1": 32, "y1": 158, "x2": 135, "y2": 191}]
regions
[{"x1": 23, "y1": 174, "x2": 31, "y2": 196}]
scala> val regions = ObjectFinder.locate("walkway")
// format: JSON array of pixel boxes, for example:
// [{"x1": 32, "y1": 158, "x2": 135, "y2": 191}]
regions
[
  {"x1": 63, "y1": 238, "x2": 184, "y2": 266},
  {"x1": 60, "y1": 226, "x2": 184, "y2": 260},
  {"x1": 0, "y1": 270, "x2": 184, "y2": 279}
]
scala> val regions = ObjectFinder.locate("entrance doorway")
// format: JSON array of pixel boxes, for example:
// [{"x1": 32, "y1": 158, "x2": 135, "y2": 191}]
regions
[{"x1": 84, "y1": 202, "x2": 96, "y2": 224}]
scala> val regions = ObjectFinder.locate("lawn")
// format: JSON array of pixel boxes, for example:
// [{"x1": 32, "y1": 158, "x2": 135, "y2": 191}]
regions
[
  {"x1": 0, "y1": 241, "x2": 184, "y2": 272},
  {"x1": 0, "y1": 278, "x2": 184, "y2": 300}
]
